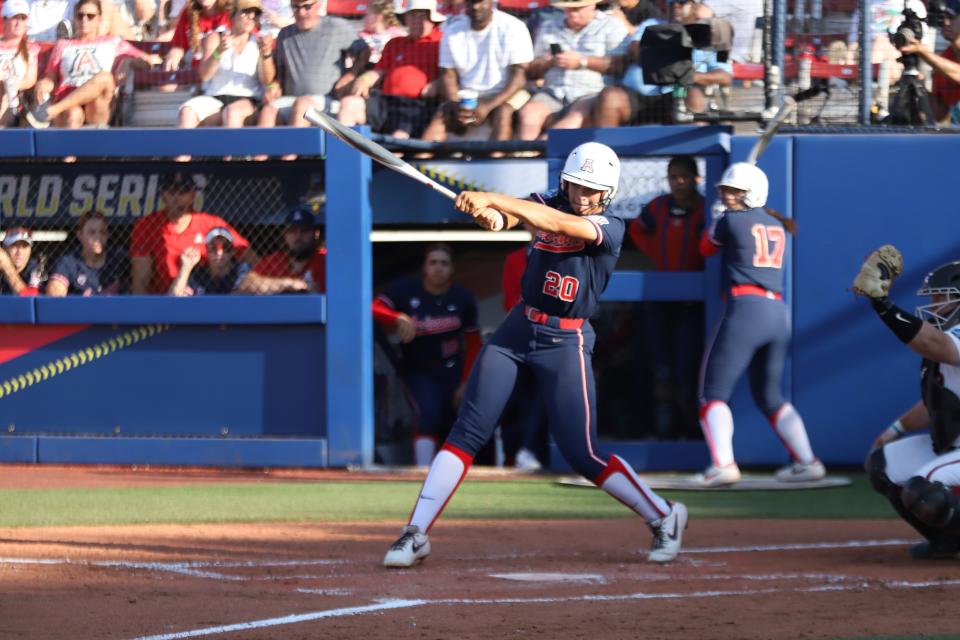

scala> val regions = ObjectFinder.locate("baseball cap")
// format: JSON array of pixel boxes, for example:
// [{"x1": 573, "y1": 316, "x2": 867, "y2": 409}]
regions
[
  {"x1": 945, "y1": 0, "x2": 960, "y2": 16},
  {"x1": 550, "y1": 0, "x2": 598, "y2": 8},
  {"x1": 395, "y1": 0, "x2": 446, "y2": 22},
  {"x1": 204, "y1": 226, "x2": 235, "y2": 245},
  {"x1": 160, "y1": 171, "x2": 205, "y2": 192},
  {"x1": 235, "y1": 0, "x2": 262, "y2": 11},
  {"x1": 286, "y1": 207, "x2": 316, "y2": 227},
  {"x1": 2, "y1": 227, "x2": 32, "y2": 248},
  {"x1": 2, "y1": 0, "x2": 30, "y2": 18}
]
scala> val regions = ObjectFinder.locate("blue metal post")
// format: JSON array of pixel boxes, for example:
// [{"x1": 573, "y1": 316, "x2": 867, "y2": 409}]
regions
[
  {"x1": 325, "y1": 128, "x2": 374, "y2": 467},
  {"x1": 859, "y1": 0, "x2": 873, "y2": 124},
  {"x1": 772, "y1": 0, "x2": 787, "y2": 107}
]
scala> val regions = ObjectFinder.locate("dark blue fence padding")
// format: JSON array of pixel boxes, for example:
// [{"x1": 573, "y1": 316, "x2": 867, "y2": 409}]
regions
[
  {"x1": 0, "y1": 130, "x2": 34, "y2": 158},
  {"x1": 791, "y1": 134, "x2": 960, "y2": 465},
  {"x1": 24, "y1": 435, "x2": 327, "y2": 467},
  {"x1": 31, "y1": 128, "x2": 325, "y2": 158},
  {"x1": 0, "y1": 436, "x2": 38, "y2": 463},
  {"x1": 33, "y1": 295, "x2": 325, "y2": 325},
  {"x1": 601, "y1": 271, "x2": 706, "y2": 302},
  {"x1": 0, "y1": 325, "x2": 325, "y2": 439},
  {"x1": 0, "y1": 298, "x2": 37, "y2": 324}
]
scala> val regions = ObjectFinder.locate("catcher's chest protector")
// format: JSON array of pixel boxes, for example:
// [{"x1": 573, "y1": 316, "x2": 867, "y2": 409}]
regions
[{"x1": 921, "y1": 358, "x2": 960, "y2": 454}]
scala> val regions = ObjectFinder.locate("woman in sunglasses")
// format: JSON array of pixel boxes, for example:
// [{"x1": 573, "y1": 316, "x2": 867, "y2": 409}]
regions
[
  {"x1": 178, "y1": 0, "x2": 271, "y2": 129},
  {"x1": 26, "y1": 0, "x2": 161, "y2": 128}
]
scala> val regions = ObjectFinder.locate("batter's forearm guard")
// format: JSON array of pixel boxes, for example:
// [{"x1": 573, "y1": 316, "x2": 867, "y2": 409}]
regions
[{"x1": 870, "y1": 296, "x2": 923, "y2": 344}]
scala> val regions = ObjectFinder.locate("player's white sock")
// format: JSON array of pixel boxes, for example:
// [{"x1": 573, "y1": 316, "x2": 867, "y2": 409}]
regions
[
  {"x1": 595, "y1": 454, "x2": 670, "y2": 522},
  {"x1": 413, "y1": 436, "x2": 437, "y2": 466},
  {"x1": 408, "y1": 444, "x2": 473, "y2": 532},
  {"x1": 770, "y1": 403, "x2": 816, "y2": 464},
  {"x1": 700, "y1": 400, "x2": 736, "y2": 468}
]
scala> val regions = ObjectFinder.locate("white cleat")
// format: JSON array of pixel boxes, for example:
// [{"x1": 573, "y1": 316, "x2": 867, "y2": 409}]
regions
[
  {"x1": 774, "y1": 459, "x2": 826, "y2": 482},
  {"x1": 383, "y1": 525, "x2": 431, "y2": 568},
  {"x1": 693, "y1": 464, "x2": 741, "y2": 488},
  {"x1": 514, "y1": 448, "x2": 542, "y2": 474},
  {"x1": 648, "y1": 501, "x2": 688, "y2": 563}
]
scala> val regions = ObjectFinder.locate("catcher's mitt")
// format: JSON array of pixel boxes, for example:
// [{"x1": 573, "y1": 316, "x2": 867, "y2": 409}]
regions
[{"x1": 852, "y1": 244, "x2": 903, "y2": 298}]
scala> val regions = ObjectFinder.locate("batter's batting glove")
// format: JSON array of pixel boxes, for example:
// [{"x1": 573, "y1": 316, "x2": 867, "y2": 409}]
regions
[{"x1": 852, "y1": 244, "x2": 903, "y2": 298}]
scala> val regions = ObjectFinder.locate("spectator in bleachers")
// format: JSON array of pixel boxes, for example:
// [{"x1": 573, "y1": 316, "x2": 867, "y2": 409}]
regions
[
  {"x1": 131, "y1": 171, "x2": 254, "y2": 294},
  {"x1": 176, "y1": 0, "x2": 269, "y2": 129},
  {"x1": 342, "y1": 0, "x2": 405, "y2": 74},
  {"x1": 236, "y1": 204, "x2": 325, "y2": 293},
  {"x1": 0, "y1": 226, "x2": 46, "y2": 295},
  {"x1": 700, "y1": 0, "x2": 760, "y2": 63},
  {"x1": 256, "y1": 0, "x2": 358, "y2": 127},
  {"x1": 337, "y1": 0, "x2": 443, "y2": 139},
  {"x1": 1, "y1": 0, "x2": 40, "y2": 126},
  {"x1": 606, "y1": 0, "x2": 660, "y2": 35},
  {"x1": 516, "y1": 0, "x2": 627, "y2": 140},
  {"x1": 168, "y1": 226, "x2": 250, "y2": 294},
  {"x1": 25, "y1": 0, "x2": 162, "y2": 127},
  {"x1": 161, "y1": 0, "x2": 231, "y2": 73},
  {"x1": 419, "y1": 0, "x2": 533, "y2": 142},
  {"x1": 628, "y1": 155, "x2": 705, "y2": 438},
  {"x1": 896, "y1": 0, "x2": 960, "y2": 123},
  {"x1": 46, "y1": 211, "x2": 128, "y2": 295},
  {"x1": 372, "y1": 243, "x2": 480, "y2": 465},
  {"x1": 26, "y1": 0, "x2": 77, "y2": 42},
  {"x1": 258, "y1": 0, "x2": 292, "y2": 37},
  {"x1": 100, "y1": 0, "x2": 157, "y2": 39}
]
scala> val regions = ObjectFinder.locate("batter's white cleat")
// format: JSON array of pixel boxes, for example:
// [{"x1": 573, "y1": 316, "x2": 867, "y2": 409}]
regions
[
  {"x1": 648, "y1": 501, "x2": 687, "y2": 563},
  {"x1": 383, "y1": 525, "x2": 431, "y2": 568},
  {"x1": 693, "y1": 464, "x2": 741, "y2": 488},
  {"x1": 774, "y1": 459, "x2": 826, "y2": 482}
]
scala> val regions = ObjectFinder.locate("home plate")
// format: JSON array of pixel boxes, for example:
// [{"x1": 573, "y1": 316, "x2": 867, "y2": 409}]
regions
[
  {"x1": 490, "y1": 572, "x2": 607, "y2": 584},
  {"x1": 556, "y1": 474, "x2": 851, "y2": 491}
]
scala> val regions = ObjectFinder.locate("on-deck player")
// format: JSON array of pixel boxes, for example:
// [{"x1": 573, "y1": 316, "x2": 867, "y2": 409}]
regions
[
  {"x1": 383, "y1": 141, "x2": 688, "y2": 568},
  {"x1": 696, "y1": 162, "x2": 825, "y2": 487},
  {"x1": 856, "y1": 254, "x2": 960, "y2": 559}
]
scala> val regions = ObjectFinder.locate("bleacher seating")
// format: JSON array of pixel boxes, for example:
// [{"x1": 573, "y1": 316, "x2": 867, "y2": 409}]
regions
[{"x1": 120, "y1": 68, "x2": 199, "y2": 127}]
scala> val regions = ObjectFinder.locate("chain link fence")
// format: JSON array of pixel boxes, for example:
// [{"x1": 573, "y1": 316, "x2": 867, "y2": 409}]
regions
[{"x1": 0, "y1": 161, "x2": 324, "y2": 295}]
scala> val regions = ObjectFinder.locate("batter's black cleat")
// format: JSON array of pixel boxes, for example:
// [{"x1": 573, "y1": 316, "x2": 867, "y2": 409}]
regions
[
  {"x1": 909, "y1": 538, "x2": 960, "y2": 560},
  {"x1": 383, "y1": 524, "x2": 431, "y2": 568}
]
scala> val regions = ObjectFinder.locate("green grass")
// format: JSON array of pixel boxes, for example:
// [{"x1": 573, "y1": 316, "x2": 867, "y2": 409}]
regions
[{"x1": 0, "y1": 473, "x2": 894, "y2": 528}]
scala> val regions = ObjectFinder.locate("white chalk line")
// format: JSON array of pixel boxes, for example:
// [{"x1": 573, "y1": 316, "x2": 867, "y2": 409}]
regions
[
  {"x1": 129, "y1": 576, "x2": 960, "y2": 640},
  {"x1": 683, "y1": 538, "x2": 915, "y2": 554},
  {"x1": 0, "y1": 557, "x2": 342, "y2": 581}
]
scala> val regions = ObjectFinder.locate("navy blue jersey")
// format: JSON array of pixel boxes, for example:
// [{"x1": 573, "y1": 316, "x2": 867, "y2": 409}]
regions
[
  {"x1": 186, "y1": 262, "x2": 250, "y2": 295},
  {"x1": 708, "y1": 206, "x2": 786, "y2": 294},
  {"x1": 0, "y1": 257, "x2": 46, "y2": 294},
  {"x1": 377, "y1": 278, "x2": 479, "y2": 368},
  {"x1": 520, "y1": 191, "x2": 626, "y2": 319},
  {"x1": 48, "y1": 251, "x2": 128, "y2": 296}
]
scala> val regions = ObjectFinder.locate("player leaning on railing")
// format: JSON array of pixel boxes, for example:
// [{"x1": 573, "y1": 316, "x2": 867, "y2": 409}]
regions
[{"x1": 855, "y1": 246, "x2": 960, "y2": 559}]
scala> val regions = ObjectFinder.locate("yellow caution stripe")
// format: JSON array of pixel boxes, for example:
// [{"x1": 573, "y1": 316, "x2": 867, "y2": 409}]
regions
[
  {"x1": 0, "y1": 324, "x2": 171, "y2": 400},
  {"x1": 415, "y1": 165, "x2": 492, "y2": 193}
]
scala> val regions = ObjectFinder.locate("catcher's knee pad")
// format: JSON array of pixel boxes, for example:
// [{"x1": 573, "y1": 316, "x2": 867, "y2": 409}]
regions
[
  {"x1": 900, "y1": 476, "x2": 960, "y2": 530},
  {"x1": 866, "y1": 447, "x2": 894, "y2": 496}
]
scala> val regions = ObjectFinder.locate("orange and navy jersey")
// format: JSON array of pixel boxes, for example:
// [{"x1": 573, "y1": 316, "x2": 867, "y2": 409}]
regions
[
  {"x1": 706, "y1": 206, "x2": 786, "y2": 294},
  {"x1": 377, "y1": 277, "x2": 478, "y2": 369},
  {"x1": 628, "y1": 193, "x2": 704, "y2": 272},
  {"x1": 520, "y1": 191, "x2": 625, "y2": 319}
]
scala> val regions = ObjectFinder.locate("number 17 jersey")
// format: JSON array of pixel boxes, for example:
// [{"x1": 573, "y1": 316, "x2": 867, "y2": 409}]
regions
[
  {"x1": 708, "y1": 206, "x2": 786, "y2": 294},
  {"x1": 519, "y1": 191, "x2": 626, "y2": 319}
]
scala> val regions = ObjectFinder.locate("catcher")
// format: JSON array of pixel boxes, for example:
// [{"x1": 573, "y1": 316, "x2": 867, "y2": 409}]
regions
[{"x1": 855, "y1": 245, "x2": 960, "y2": 559}]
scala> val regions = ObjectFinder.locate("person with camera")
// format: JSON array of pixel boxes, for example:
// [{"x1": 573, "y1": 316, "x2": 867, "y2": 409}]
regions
[{"x1": 894, "y1": 0, "x2": 960, "y2": 123}]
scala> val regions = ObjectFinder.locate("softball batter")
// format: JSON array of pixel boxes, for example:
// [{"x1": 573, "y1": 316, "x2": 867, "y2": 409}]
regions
[
  {"x1": 696, "y1": 162, "x2": 825, "y2": 487},
  {"x1": 384, "y1": 142, "x2": 688, "y2": 567}
]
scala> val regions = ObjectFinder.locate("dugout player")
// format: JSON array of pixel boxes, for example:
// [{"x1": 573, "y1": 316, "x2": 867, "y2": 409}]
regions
[
  {"x1": 372, "y1": 244, "x2": 482, "y2": 465},
  {"x1": 383, "y1": 142, "x2": 688, "y2": 568},
  {"x1": 46, "y1": 211, "x2": 128, "y2": 296},
  {"x1": 696, "y1": 162, "x2": 825, "y2": 487},
  {"x1": 855, "y1": 250, "x2": 960, "y2": 559}
]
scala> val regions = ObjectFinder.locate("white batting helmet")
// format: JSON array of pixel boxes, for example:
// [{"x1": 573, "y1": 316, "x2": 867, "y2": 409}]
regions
[
  {"x1": 717, "y1": 162, "x2": 768, "y2": 208},
  {"x1": 560, "y1": 142, "x2": 621, "y2": 207}
]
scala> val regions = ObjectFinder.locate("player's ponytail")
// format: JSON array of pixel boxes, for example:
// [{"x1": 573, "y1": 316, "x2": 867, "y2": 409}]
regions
[
  {"x1": 764, "y1": 207, "x2": 797, "y2": 235},
  {"x1": 17, "y1": 35, "x2": 28, "y2": 65}
]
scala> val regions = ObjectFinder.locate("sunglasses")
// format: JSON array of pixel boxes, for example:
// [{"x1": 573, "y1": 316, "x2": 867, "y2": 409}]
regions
[
  {"x1": 291, "y1": 1, "x2": 316, "y2": 11},
  {"x1": 240, "y1": 8, "x2": 262, "y2": 16},
  {"x1": 76, "y1": 11, "x2": 100, "y2": 19}
]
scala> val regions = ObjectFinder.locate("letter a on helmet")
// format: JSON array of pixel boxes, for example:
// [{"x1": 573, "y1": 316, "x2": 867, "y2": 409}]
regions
[
  {"x1": 560, "y1": 142, "x2": 621, "y2": 207},
  {"x1": 717, "y1": 162, "x2": 769, "y2": 208}
]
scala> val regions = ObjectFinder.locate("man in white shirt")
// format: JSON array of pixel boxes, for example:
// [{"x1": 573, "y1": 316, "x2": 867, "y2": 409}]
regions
[{"x1": 420, "y1": 0, "x2": 533, "y2": 142}]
